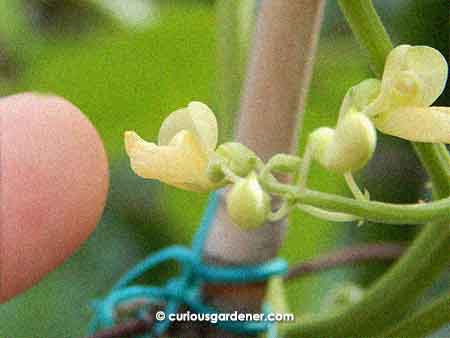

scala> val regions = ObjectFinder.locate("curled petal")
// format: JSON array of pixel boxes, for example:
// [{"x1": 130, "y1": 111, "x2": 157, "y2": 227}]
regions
[
  {"x1": 125, "y1": 130, "x2": 216, "y2": 192},
  {"x1": 158, "y1": 101, "x2": 218, "y2": 151},
  {"x1": 339, "y1": 78, "x2": 381, "y2": 120},
  {"x1": 311, "y1": 114, "x2": 377, "y2": 173},
  {"x1": 381, "y1": 45, "x2": 448, "y2": 108},
  {"x1": 374, "y1": 107, "x2": 450, "y2": 143}
]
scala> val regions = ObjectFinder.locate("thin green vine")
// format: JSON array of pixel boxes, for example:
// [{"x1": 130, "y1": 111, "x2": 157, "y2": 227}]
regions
[
  {"x1": 379, "y1": 292, "x2": 450, "y2": 338},
  {"x1": 258, "y1": 154, "x2": 450, "y2": 225},
  {"x1": 295, "y1": 189, "x2": 450, "y2": 225},
  {"x1": 337, "y1": 0, "x2": 391, "y2": 76}
]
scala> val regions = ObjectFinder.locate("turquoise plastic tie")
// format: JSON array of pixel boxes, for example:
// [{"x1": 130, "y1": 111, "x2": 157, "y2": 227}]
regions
[{"x1": 88, "y1": 192, "x2": 287, "y2": 337}]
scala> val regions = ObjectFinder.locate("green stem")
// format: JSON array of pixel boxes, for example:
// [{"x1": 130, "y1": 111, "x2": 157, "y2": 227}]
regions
[
  {"x1": 281, "y1": 1, "x2": 450, "y2": 337},
  {"x1": 436, "y1": 144, "x2": 450, "y2": 174},
  {"x1": 281, "y1": 219, "x2": 450, "y2": 338},
  {"x1": 216, "y1": 0, "x2": 253, "y2": 140},
  {"x1": 296, "y1": 189, "x2": 450, "y2": 225},
  {"x1": 414, "y1": 143, "x2": 450, "y2": 198},
  {"x1": 379, "y1": 292, "x2": 450, "y2": 338},
  {"x1": 267, "y1": 277, "x2": 290, "y2": 315},
  {"x1": 337, "y1": 0, "x2": 392, "y2": 76},
  {"x1": 260, "y1": 161, "x2": 450, "y2": 225},
  {"x1": 266, "y1": 277, "x2": 291, "y2": 338}
]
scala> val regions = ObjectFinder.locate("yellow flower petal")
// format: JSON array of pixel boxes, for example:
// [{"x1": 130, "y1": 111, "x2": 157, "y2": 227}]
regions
[
  {"x1": 158, "y1": 101, "x2": 218, "y2": 152},
  {"x1": 381, "y1": 45, "x2": 448, "y2": 108},
  {"x1": 374, "y1": 107, "x2": 450, "y2": 143},
  {"x1": 311, "y1": 113, "x2": 377, "y2": 173},
  {"x1": 125, "y1": 130, "x2": 216, "y2": 192}
]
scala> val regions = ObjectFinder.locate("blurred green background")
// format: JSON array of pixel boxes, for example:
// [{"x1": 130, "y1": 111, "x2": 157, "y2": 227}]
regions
[{"x1": 0, "y1": 0, "x2": 448, "y2": 337}]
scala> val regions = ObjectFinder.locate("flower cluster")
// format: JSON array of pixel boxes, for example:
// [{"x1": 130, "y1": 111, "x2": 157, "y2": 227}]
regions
[
  {"x1": 308, "y1": 44, "x2": 449, "y2": 169},
  {"x1": 125, "y1": 45, "x2": 450, "y2": 230},
  {"x1": 125, "y1": 101, "x2": 268, "y2": 229}
]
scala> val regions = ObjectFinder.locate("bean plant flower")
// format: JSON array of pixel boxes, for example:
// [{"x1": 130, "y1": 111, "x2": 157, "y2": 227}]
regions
[
  {"x1": 301, "y1": 44, "x2": 450, "y2": 199},
  {"x1": 125, "y1": 102, "x2": 221, "y2": 192},
  {"x1": 358, "y1": 44, "x2": 450, "y2": 142},
  {"x1": 125, "y1": 102, "x2": 268, "y2": 228}
]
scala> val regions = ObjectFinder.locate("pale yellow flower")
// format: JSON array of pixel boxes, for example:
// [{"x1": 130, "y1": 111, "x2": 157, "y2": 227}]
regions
[
  {"x1": 124, "y1": 102, "x2": 219, "y2": 192},
  {"x1": 360, "y1": 45, "x2": 450, "y2": 143}
]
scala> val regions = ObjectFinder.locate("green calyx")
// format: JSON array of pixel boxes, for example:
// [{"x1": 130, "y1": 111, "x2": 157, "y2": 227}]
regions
[
  {"x1": 215, "y1": 142, "x2": 260, "y2": 177},
  {"x1": 226, "y1": 172, "x2": 271, "y2": 230}
]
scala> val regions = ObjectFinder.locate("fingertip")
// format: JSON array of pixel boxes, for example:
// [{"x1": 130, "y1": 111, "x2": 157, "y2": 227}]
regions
[{"x1": 0, "y1": 92, "x2": 109, "y2": 303}]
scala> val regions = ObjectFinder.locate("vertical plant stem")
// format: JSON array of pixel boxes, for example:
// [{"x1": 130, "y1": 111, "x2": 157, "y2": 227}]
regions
[
  {"x1": 202, "y1": 1, "x2": 326, "y2": 337},
  {"x1": 216, "y1": 0, "x2": 257, "y2": 140},
  {"x1": 267, "y1": 277, "x2": 290, "y2": 314},
  {"x1": 337, "y1": 0, "x2": 392, "y2": 76},
  {"x1": 216, "y1": 0, "x2": 248, "y2": 140},
  {"x1": 281, "y1": 1, "x2": 450, "y2": 337},
  {"x1": 414, "y1": 143, "x2": 450, "y2": 198}
]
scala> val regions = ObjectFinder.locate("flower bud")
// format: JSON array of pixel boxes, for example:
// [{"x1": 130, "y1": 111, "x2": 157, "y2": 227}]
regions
[
  {"x1": 216, "y1": 142, "x2": 259, "y2": 177},
  {"x1": 206, "y1": 156, "x2": 226, "y2": 183},
  {"x1": 310, "y1": 113, "x2": 377, "y2": 174},
  {"x1": 226, "y1": 173, "x2": 270, "y2": 230}
]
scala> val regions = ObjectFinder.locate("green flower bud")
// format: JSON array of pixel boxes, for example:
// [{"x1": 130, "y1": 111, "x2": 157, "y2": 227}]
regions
[
  {"x1": 206, "y1": 156, "x2": 226, "y2": 183},
  {"x1": 226, "y1": 173, "x2": 270, "y2": 230},
  {"x1": 310, "y1": 113, "x2": 377, "y2": 174},
  {"x1": 215, "y1": 142, "x2": 259, "y2": 178}
]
